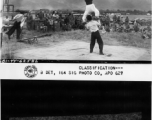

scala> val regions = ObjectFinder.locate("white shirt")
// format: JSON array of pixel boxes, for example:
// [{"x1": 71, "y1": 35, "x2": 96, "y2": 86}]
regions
[
  {"x1": 13, "y1": 14, "x2": 24, "y2": 22},
  {"x1": 3, "y1": 17, "x2": 10, "y2": 25},
  {"x1": 85, "y1": 20, "x2": 101, "y2": 32},
  {"x1": 13, "y1": 14, "x2": 26, "y2": 27},
  {"x1": 5, "y1": 18, "x2": 9, "y2": 22}
]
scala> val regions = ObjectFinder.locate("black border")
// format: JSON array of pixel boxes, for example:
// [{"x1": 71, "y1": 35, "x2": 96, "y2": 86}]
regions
[
  {"x1": 1, "y1": 59, "x2": 152, "y2": 64},
  {"x1": 1, "y1": 80, "x2": 151, "y2": 120}
]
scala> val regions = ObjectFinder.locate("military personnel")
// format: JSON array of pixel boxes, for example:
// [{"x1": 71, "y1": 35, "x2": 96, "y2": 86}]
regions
[
  {"x1": 125, "y1": 16, "x2": 129, "y2": 25},
  {"x1": 68, "y1": 13, "x2": 75, "y2": 29},
  {"x1": 26, "y1": 13, "x2": 33, "y2": 30}
]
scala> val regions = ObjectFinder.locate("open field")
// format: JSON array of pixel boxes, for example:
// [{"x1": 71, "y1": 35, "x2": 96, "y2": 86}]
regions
[
  {"x1": 124, "y1": 15, "x2": 151, "y2": 20},
  {"x1": 1, "y1": 29, "x2": 151, "y2": 61}
]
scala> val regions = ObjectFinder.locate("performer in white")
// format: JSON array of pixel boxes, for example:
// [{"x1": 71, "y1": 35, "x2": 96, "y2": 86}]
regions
[
  {"x1": 82, "y1": 0, "x2": 100, "y2": 23},
  {"x1": 83, "y1": 0, "x2": 106, "y2": 33},
  {"x1": 5, "y1": 13, "x2": 27, "y2": 41}
]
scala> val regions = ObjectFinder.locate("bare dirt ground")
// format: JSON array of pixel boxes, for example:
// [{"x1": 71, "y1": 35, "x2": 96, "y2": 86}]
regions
[{"x1": 1, "y1": 30, "x2": 151, "y2": 61}]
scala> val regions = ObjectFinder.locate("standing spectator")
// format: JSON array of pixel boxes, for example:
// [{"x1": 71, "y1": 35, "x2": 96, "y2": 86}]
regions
[
  {"x1": 63, "y1": 15, "x2": 70, "y2": 31},
  {"x1": 117, "y1": 15, "x2": 121, "y2": 25},
  {"x1": 120, "y1": 16, "x2": 124, "y2": 25},
  {"x1": 52, "y1": 11, "x2": 60, "y2": 31},
  {"x1": 125, "y1": 16, "x2": 129, "y2": 25},
  {"x1": 105, "y1": 14, "x2": 110, "y2": 32},
  {"x1": 48, "y1": 17, "x2": 54, "y2": 31},
  {"x1": 113, "y1": 14, "x2": 117, "y2": 23},
  {"x1": 74, "y1": 16, "x2": 80, "y2": 29},
  {"x1": 26, "y1": 13, "x2": 33, "y2": 30},
  {"x1": 59, "y1": 13, "x2": 64, "y2": 29},
  {"x1": 64, "y1": 15, "x2": 69, "y2": 25},
  {"x1": 52, "y1": 11, "x2": 56, "y2": 17},
  {"x1": 68, "y1": 13, "x2": 75, "y2": 29},
  {"x1": 133, "y1": 20, "x2": 140, "y2": 32},
  {"x1": 105, "y1": 14, "x2": 110, "y2": 27},
  {"x1": 39, "y1": 11, "x2": 44, "y2": 20},
  {"x1": 52, "y1": 11, "x2": 56, "y2": 31},
  {"x1": 100, "y1": 15, "x2": 106, "y2": 33}
]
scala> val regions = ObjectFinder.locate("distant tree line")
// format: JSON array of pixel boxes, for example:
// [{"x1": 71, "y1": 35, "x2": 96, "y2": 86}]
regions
[
  {"x1": 100, "y1": 9, "x2": 151, "y2": 15},
  {"x1": 15, "y1": 9, "x2": 151, "y2": 15},
  {"x1": 73, "y1": 9, "x2": 151, "y2": 15}
]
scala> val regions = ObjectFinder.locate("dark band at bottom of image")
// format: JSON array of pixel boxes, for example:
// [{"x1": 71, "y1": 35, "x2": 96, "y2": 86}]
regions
[
  {"x1": 1, "y1": 80, "x2": 151, "y2": 120},
  {"x1": 1, "y1": 59, "x2": 151, "y2": 64}
]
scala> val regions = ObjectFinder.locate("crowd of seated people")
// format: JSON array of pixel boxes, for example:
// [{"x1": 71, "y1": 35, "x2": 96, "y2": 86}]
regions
[{"x1": 99, "y1": 14, "x2": 151, "y2": 39}]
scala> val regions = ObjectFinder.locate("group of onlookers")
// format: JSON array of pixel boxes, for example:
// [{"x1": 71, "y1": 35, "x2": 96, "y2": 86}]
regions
[
  {"x1": 3, "y1": 11, "x2": 151, "y2": 41},
  {"x1": 99, "y1": 14, "x2": 151, "y2": 39},
  {"x1": 25, "y1": 11, "x2": 85, "y2": 32}
]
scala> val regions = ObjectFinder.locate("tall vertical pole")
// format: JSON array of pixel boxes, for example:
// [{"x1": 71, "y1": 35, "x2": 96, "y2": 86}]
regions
[
  {"x1": 1, "y1": 0, "x2": 4, "y2": 52},
  {"x1": 1, "y1": 32, "x2": 2, "y2": 50}
]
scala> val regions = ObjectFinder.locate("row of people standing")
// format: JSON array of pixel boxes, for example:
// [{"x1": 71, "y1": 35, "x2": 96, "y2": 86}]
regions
[{"x1": 26, "y1": 11, "x2": 85, "y2": 32}]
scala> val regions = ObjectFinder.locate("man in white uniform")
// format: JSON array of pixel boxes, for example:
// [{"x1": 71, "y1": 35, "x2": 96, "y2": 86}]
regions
[
  {"x1": 83, "y1": 0, "x2": 107, "y2": 33},
  {"x1": 82, "y1": 0, "x2": 100, "y2": 23}
]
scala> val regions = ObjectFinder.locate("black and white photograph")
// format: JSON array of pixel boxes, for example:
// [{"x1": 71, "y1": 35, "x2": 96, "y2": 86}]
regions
[
  {"x1": 1, "y1": 80, "x2": 151, "y2": 120},
  {"x1": 1, "y1": 0, "x2": 151, "y2": 62}
]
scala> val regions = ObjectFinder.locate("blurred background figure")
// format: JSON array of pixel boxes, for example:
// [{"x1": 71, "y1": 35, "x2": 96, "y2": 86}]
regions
[
  {"x1": 125, "y1": 16, "x2": 129, "y2": 25},
  {"x1": 26, "y1": 13, "x2": 33, "y2": 30},
  {"x1": 3, "y1": 16, "x2": 10, "y2": 26}
]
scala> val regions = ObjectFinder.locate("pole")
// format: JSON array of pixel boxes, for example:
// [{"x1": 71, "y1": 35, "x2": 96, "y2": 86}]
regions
[
  {"x1": 1, "y1": 32, "x2": 3, "y2": 49},
  {"x1": 0, "y1": 32, "x2": 2, "y2": 60}
]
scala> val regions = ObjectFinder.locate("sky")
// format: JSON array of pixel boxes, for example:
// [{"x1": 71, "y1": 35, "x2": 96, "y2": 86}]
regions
[{"x1": 9, "y1": 0, "x2": 151, "y2": 11}]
